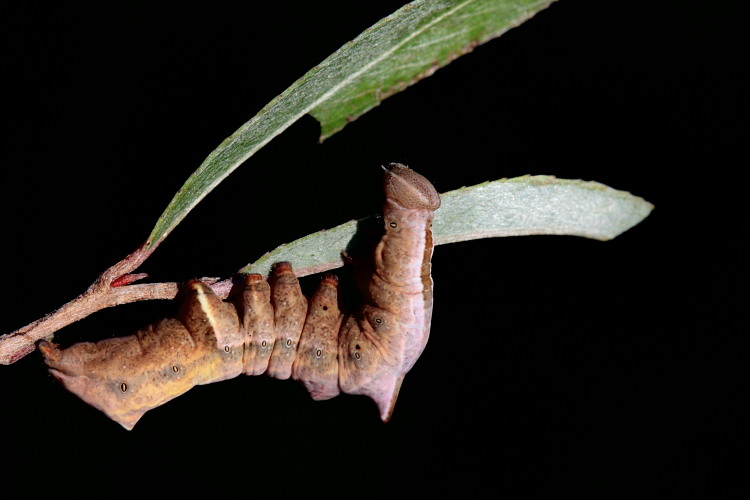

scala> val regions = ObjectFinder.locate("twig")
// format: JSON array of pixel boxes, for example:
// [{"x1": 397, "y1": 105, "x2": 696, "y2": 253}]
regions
[{"x1": 0, "y1": 243, "x2": 194, "y2": 365}]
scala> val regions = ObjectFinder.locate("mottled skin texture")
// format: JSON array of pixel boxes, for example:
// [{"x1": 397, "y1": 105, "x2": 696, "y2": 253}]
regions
[
  {"x1": 238, "y1": 274, "x2": 276, "y2": 376},
  {"x1": 40, "y1": 285, "x2": 243, "y2": 430},
  {"x1": 292, "y1": 274, "x2": 343, "y2": 400},
  {"x1": 39, "y1": 164, "x2": 440, "y2": 429},
  {"x1": 266, "y1": 262, "x2": 308, "y2": 380}
]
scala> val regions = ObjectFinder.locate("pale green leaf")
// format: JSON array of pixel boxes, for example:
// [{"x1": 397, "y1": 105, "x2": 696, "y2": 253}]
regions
[
  {"x1": 146, "y1": 0, "x2": 558, "y2": 249},
  {"x1": 240, "y1": 176, "x2": 654, "y2": 277}
]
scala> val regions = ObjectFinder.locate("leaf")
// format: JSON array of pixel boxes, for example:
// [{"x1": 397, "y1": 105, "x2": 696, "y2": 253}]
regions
[
  {"x1": 145, "y1": 0, "x2": 558, "y2": 250},
  {"x1": 241, "y1": 176, "x2": 654, "y2": 277}
]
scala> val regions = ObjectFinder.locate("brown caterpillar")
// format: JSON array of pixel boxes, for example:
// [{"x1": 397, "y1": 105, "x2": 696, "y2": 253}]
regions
[{"x1": 39, "y1": 163, "x2": 441, "y2": 430}]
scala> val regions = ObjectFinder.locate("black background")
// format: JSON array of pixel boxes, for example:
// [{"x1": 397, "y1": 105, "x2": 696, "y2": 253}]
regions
[{"x1": 2, "y1": 1, "x2": 747, "y2": 496}]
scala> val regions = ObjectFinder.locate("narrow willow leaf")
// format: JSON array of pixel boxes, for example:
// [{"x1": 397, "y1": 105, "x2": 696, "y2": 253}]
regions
[
  {"x1": 241, "y1": 176, "x2": 654, "y2": 277},
  {"x1": 146, "y1": 0, "x2": 557, "y2": 250},
  {"x1": 310, "y1": 0, "x2": 559, "y2": 140}
]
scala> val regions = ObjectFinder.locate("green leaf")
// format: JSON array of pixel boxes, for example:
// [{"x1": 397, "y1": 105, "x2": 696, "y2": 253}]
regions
[
  {"x1": 146, "y1": 0, "x2": 558, "y2": 249},
  {"x1": 240, "y1": 175, "x2": 654, "y2": 277}
]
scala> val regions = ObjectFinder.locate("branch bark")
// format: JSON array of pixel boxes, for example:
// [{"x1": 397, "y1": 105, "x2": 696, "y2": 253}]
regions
[{"x1": 0, "y1": 244, "x2": 173, "y2": 365}]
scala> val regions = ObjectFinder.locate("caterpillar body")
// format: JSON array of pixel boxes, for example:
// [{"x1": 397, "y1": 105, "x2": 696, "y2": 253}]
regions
[{"x1": 39, "y1": 164, "x2": 441, "y2": 430}]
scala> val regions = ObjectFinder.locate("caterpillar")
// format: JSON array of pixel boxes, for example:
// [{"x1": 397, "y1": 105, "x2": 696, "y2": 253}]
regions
[{"x1": 38, "y1": 163, "x2": 441, "y2": 430}]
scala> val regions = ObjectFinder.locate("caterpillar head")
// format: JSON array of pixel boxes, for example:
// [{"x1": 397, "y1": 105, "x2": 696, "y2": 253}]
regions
[{"x1": 383, "y1": 163, "x2": 441, "y2": 211}]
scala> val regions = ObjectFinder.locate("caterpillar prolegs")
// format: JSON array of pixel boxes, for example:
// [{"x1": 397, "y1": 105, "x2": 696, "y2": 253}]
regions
[{"x1": 39, "y1": 164, "x2": 441, "y2": 430}]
